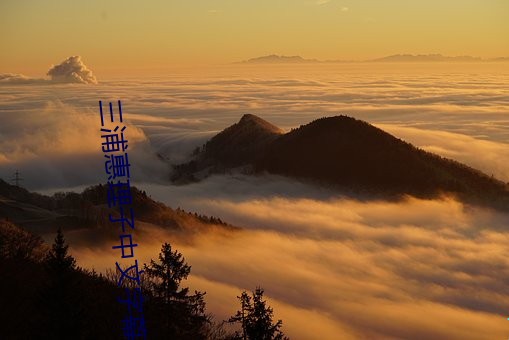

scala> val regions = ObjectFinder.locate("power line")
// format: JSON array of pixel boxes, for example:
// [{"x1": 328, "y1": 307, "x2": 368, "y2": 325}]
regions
[{"x1": 11, "y1": 169, "x2": 23, "y2": 187}]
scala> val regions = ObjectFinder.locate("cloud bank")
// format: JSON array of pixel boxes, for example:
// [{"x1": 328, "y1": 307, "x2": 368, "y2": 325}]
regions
[
  {"x1": 1, "y1": 63, "x2": 508, "y2": 190},
  {"x1": 2, "y1": 63, "x2": 508, "y2": 339},
  {"x1": 0, "y1": 73, "x2": 45, "y2": 84},
  {"x1": 69, "y1": 179, "x2": 509, "y2": 340},
  {"x1": 377, "y1": 124, "x2": 509, "y2": 182},
  {"x1": 0, "y1": 100, "x2": 169, "y2": 189}
]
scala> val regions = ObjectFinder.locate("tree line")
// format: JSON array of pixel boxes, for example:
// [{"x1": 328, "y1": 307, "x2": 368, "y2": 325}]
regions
[{"x1": 0, "y1": 222, "x2": 288, "y2": 339}]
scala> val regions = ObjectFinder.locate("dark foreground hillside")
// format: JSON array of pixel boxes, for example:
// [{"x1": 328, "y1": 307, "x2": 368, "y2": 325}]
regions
[
  {"x1": 0, "y1": 220, "x2": 210, "y2": 339},
  {"x1": 0, "y1": 182, "x2": 287, "y2": 340}
]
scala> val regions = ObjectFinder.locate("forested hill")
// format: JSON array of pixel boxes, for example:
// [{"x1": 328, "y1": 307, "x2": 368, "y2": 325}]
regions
[
  {"x1": 0, "y1": 179, "x2": 236, "y2": 237},
  {"x1": 173, "y1": 114, "x2": 509, "y2": 210}
]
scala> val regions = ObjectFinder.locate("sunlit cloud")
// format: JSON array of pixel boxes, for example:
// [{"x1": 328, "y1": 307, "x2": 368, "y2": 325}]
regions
[
  {"x1": 377, "y1": 124, "x2": 509, "y2": 182},
  {"x1": 69, "y1": 185, "x2": 509, "y2": 340},
  {"x1": 2, "y1": 64, "x2": 508, "y2": 189},
  {"x1": 0, "y1": 73, "x2": 45, "y2": 84},
  {"x1": 0, "y1": 100, "x2": 168, "y2": 189},
  {"x1": 47, "y1": 56, "x2": 97, "y2": 84},
  {"x1": 3, "y1": 64, "x2": 507, "y2": 339},
  {"x1": 0, "y1": 55, "x2": 97, "y2": 84}
]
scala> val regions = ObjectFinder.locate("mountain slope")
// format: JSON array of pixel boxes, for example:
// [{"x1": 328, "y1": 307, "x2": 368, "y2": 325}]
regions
[
  {"x1": 204, "y1": 113, "x2": 282, "y2": 166},
  {"x1": 172, "y1": 114, "x2": 283, "y2": 181},
  {"x1": 173, "y1": 115, "x2": 509, "y2": 208},
  {"x1": 0, "y1": 179, "x2": 236, "y2": 239},
  {"x1": 256, "y1": 116, "x2": 507, "y2": 200}
]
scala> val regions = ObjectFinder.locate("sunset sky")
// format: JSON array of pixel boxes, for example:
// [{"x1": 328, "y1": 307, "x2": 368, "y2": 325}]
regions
[{"x1": 1, "y1": 0, "x2": 508, "y2": 74}]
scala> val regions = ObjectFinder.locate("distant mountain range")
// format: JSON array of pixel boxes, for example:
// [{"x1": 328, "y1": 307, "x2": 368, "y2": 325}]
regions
[
  {"x1": 371, "y1": 54, "x2": 482, "y2": 62},
  {"x1": 172, "y1": 114, "x2": 509, "y2": 210},
  {"x1": 238, "y1": 54, "x2": 509, "y2": 64},
  {"x1": 239, "y1": 55, "x2": 321, "y2": 64}
]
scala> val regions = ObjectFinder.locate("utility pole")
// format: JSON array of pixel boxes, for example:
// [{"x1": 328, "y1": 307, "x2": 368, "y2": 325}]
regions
[{"x1": 11, "y1": 169, "x2": 23, "y2": 187}]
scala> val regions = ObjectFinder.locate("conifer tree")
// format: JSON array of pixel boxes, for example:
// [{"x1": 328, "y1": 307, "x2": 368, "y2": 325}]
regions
[
  {"x1": 229, "y1": 288, "x2": 288, "y2": 340},
  {"x1": 144, "y1": 242, "x2": 208, "y2": 339},
  {"x1": 45, "y1": 227, "x2": 76, "y2": 274},
  {"x1": 39, "y1": 228, "x2": 83, "y2": 339}
]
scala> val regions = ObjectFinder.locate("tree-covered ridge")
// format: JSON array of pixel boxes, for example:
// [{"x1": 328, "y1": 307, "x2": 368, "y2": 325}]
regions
[
  {"x1": 173, "y1": 114, "x2": 509, "y2": 210},
  {"x1": 0, "y1": 221, "x2": 288, "y2": 339},
  {"x1": 0, "y1": 179, "x2": 237, "y2": 236}
]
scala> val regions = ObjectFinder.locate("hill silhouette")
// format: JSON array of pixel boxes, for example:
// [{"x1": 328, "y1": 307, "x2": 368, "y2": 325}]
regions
[
  {"x1": 0, "y1": 220, "x2": 218, "y2": 339},
  {"x1": 203, "y1": 113, "x2": 282, "y2": 166},
  {"x1": 173, "y1": 115, "x2": 509, "y2": 209},
  {"x1": 0, "y1": 179, "x2": 236, "y2": 240},
  {"x1": 370, "y1": 54, "x2": 482, "y2": 62},
  {"x1": 240, "y1": 54, "x2": 319, "y2": 64},
  {"x1": 0, "y1": 194, "x2": 280, "y2": 339},
  {"x1": 236, "y1": 54, "x2": 509, "y2": 63},
  {"x1": 172, "y1": 114, "x2": 283, "y2": 182}
]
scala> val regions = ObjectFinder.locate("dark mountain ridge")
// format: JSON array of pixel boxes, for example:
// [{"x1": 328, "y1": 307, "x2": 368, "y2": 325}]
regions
[
  {"x1": 203, "y1": 113, "x2": 282, "y2": 166},
  {"x1": 237, "y1": 54, "x2": 509, "y2": 64},
  {"x1": 240, "y1": 54, "x2": 320, "y2": 64},
  {"x1": 173, "y1": 114, "x2": 509, "y2": 209},
  {"x1": 0, "y1": 179, "x2": 236, "y2": 239},
  {"x1": 172, "y1": 113, "x2": 283, "y2": 181}
]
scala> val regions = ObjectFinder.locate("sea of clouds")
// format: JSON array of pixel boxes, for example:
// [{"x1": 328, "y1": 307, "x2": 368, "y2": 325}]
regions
[
  {"x1": 1, "y1": 61, "x2": 508, "y2": 188},
  {"x1": 74, "y1": 178, "x2": 509, "y2": 339},
  {"x1": 1, "y1": 59, "x2": 509, "y2": 339}
]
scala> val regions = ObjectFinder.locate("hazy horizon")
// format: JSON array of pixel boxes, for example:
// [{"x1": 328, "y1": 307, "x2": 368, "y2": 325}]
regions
[{"x1": 2, "y1": 0, "x2": 508, "y2": 73}]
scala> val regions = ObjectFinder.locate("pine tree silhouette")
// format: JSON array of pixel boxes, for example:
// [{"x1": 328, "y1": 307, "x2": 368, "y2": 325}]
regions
[
  {"x1": 144, "y1": 242, "x2": 208, "y2": 339},
  {"x1": 45, "y1": 227, "x2": 77, "y2": 274},
  {"x1": 38, "y1": 228, "x2": 84, "y2": 339},
  {"x1": 229, "y1": 288, "x2": 288, "y2": 340}
]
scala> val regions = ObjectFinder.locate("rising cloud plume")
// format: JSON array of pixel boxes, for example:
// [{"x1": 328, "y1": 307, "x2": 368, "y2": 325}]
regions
[{"x1": 47, "y1": 56, "x2": 97, "y2": 84}]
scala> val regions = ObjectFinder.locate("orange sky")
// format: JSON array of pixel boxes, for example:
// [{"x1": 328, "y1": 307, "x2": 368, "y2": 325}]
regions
[{"x1": 1, "y1": 0, "x2": 508, "y2": 75}]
